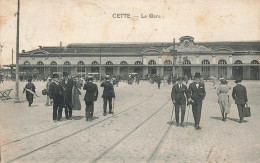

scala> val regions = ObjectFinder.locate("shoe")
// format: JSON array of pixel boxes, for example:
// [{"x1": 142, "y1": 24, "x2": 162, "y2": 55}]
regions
[
  {"x1": 222, "y1": 118, "x2": 225, "y2": 121},
  {"x1": 86, "y1": 118, "x2": 88, "y2": 121},
  {"x1": 103, "y1": 113, "x2": 107, "y2": 116},
  {"x1": 109, "y1": 111, "x2": 114, "y2": 114},
  {"x1": 195, "y1": 125, "x2": 201, "y2": 130},
  {"x1": 224, "y1": 118, "x2": 227, "y2": 121},
  {"x1": 239, "y1": 119, "x2": 243, "y2": 123},
  {"x1": 180, "y1": 123, "x2": 185, "y2": 127}
]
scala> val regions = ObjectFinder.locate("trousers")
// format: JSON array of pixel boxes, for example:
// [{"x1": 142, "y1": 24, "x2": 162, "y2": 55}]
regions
[
  {"x1": 85, "y1": 101, "x2": 94, "y2": 118},
  {"x1": 237, "y1": 104, "x2": 245, "y2": 120},
  {"x1": 103, "y1": 97, "x2": 112, "y2": 113},
  {"x1": 175, "y1": 104, "x2": 186, "y2": 123},
  {"x1": 64, "y1": 106, "x2": 72, "y2": 119},
  {"x1": 192, "y1": 101, "x2": 202, "y2": 126},
  {"x1": 53, "y1": 105, "x2": 63, "y2": 120}
]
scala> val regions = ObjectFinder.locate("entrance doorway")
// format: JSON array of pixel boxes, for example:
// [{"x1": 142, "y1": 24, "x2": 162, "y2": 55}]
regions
[
  {"x1": 232, "y1": 66, "x2": 243, "y2": 79},
  {"x1": 182, "y1": 67, "x2": 191, "y2": 79},
  {"x1": 164, "y1": 66, "x2": 172, "y2": 75},
  {"x1": 105, "y1": 67, "x2": 113, "y2": 75},
  {"x1": 148, "y1": 67, "x2": 156, "y2": 75},
  {"x1": 218, "y1": 60, "x2": 227, "y2": 79}
]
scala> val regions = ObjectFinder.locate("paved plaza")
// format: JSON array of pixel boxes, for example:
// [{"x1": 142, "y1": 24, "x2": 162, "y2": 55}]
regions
[{"x1": 0, "y1": 80, "x2": 260, "y2": 163}]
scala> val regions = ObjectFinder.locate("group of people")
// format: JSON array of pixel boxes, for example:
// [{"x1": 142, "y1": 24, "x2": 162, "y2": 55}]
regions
[
  {"x1": 22, "y1": 71, "x2": 248, "y2": 127},
  {"x1": 171, "y1": 72, "x2": 248, "y2": 130}
]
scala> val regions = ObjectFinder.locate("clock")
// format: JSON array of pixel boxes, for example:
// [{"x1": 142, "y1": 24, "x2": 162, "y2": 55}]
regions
[{"x1": 184, "y1": 40, "x2": 190, "y2": 47}]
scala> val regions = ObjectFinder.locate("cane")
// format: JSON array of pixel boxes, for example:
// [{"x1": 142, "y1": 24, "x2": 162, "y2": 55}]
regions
[{"x1": 186, "y1": 104, "x2": 190, "y2": 123}]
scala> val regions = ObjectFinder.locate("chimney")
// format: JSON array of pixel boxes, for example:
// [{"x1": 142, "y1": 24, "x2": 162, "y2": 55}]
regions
[
  {"x1": 39, "y1": 46, "x2": 42, "y2": 49},
  {"x1": 60, "y1": 41, "x2": 62, "y2": 47}
]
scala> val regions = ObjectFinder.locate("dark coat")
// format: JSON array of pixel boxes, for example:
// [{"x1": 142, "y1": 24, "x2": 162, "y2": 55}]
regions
[
  {"x1": 171, "y1": 83, "x2": 188, "y2": 105},
  {"x1": 49, "y1": 82, "x2": 64, "y2": 106},
  {"x1": 83, "y1": 82, "x2": 98, "y2": 102},
  {"x1": 187, "y1": 82, "x2": 206, "y2": 102},
  {"x1": 232, "y1": 84, "x2": 248, "y2": 104},
  {"x1": 60, "y1": 79, "x2": 74, "y2": 106},
  {"x1": 100, "y1": 80, "x2": 115, "y2": 98}
]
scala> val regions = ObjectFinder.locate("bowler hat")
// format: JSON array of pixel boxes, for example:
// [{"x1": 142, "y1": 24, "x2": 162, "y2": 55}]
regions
[
  {"x1": 63, "y1": 72, "x2": 69, "y2": 77},
  {"x1": 88, "y1": 75, "x2": 94, "y2": 81},
  {"x1": 194, "y1": 72, "x2": 201, "y2": 78},
  {"x1": 177, "y1": 76, "x2": 183, "y2": 81},
  {"x1": 52, "y1": 74, "x2": 59, "y2": 79},
  {"x1": 235, "y1": 78, "x2": 242, "y2": 83}
]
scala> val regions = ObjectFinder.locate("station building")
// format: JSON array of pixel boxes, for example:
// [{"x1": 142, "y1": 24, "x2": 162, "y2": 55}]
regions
[{"x1": 18, "y1": 36, "x2": 260, "y2": 80}]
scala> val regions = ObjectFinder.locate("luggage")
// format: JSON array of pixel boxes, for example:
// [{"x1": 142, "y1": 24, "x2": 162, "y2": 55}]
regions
[
  {"x1": 243, "y1": 103, "x2": 251, "y2": 117},
  {"x1": 42, "y1": 89, "x2": 47, "y2": 95}
]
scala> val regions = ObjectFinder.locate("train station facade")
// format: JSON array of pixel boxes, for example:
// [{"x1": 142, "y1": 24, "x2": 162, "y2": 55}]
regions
[{"x1": 18, "y1": 36, "x2": 260, "y2": 80}]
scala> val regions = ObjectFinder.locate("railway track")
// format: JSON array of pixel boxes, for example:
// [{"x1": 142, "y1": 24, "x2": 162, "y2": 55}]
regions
[
  {"x1": 1, "y1": 87, "x2": 142, "y2": 147},
  {"x1": 6, "y1": 91, "x2": 156, "y2": 163}
]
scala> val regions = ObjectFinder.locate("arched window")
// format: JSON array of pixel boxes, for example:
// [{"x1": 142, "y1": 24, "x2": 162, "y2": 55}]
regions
[
  {"x1": 51, "y1": 61, "x2": 57, "y2": 65},
  {"x1": 106, "y1": 61, "x2": 113, "y2": 65},
  {"x1": 218, "y1": 60, "x2": 227, "y2": 64},
  {"x1": 37, "y1": 61, "x2": 44, "y2": 65},
  {"x1": 234, "y1": 60, "x2": 243, "y2": 64},
  {"x1": 251, "y1": 60, "x2": 259, "y2": 64},
  {"x1": 92, "y1": 61, "x2": 99, "y2": 65},
  {"x1": 64, "y1": 61, "x2": 71, "y2": 65},
  {"x1": 78, "y1": 61, "x2": 85, "y2": 65},
  {"x1": 135, "y1": 61, "x2": 142, "y2": 65},
  {"x1": 183, "y1": 60, "x2": 191, "y2": 65},
  {"x1": 202, "y1": 60, "x2": 210, "y2": 65},
  {"x1": 24, "y1": 61, "x2": 30, "y2": 65},
  {"x1": 148, "y1": 60, "x2": 156, "y2": 65},
  {"x1": 164, "y1": 60, "x2": 172, "y2": 65},
  {"x1": 120, "y1": 61, "x2": 127, "y2": 65}
]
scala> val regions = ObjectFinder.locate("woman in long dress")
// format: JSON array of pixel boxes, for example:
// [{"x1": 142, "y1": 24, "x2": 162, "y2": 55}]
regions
[
  {"x1": 217, "y1": 79, "x2": 231, "y2": 121},
  {"x1": 72, "y1": 79, "x2": 82, "y2": 110}
]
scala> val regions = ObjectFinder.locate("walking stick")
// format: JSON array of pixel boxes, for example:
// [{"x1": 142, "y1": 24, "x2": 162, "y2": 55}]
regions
[{"x1": 186, "y1": 104, "x2": 190, "y2": 123}]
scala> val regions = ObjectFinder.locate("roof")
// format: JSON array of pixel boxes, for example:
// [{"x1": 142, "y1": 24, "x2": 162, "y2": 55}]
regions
[{"x1": 21, "y1": 41, "x2": 260, "y2": 56}]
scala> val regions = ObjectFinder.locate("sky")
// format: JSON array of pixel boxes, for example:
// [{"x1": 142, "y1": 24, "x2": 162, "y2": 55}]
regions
[{"x1": 0, "y1": 0, "x2": 260, "y2": 65}]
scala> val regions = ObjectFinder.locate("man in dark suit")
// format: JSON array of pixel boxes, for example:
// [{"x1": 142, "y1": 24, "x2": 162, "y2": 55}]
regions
[
  {"x1": 83, "y1": 76, "x2": 98, "y2": 121},
  {"x1": 187, "y1": 72, "x2": 206, "y2": 130},
  {"x1": 101, "y1": 75, "x2": 115, "y2": 116},
  {"x1": 171, "y1": 77, "x2": 188, "y2": 127},
  {"x1": 232, "y1": 78, "x2": 248, "y2": 123},
  {"x1": 60, "y1": 72, "x2": 74, "y2": 120},
  {"x1": 49, "y1": 74, "x2": 64, "y2": 121}
]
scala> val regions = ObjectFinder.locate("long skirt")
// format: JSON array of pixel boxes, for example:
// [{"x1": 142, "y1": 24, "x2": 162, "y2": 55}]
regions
[
  {"x1": 72, "y1": 86, "x2": 81, "y2": 110},
  {"x1": 218, "y1": 93, "x2": 231, "y2": 114}
]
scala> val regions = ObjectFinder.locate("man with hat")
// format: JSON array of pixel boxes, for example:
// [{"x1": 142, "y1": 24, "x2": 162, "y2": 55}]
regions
[
  {"x1": 232, "y1": 78, "x2": 248, "y2": 123},
  {"x1": 23, "y1": 76, "x2": 36, "y2": 107},
  {"x1": 171, "y1": 76, "x2": 188, "y2": 127},
  {"x1": 49, "y1": 74, "x2": 64, "y2": 121},
  {"x1": 187, "y1": 72, "x2": 206, "y2": 130},
  {"x1": 60, "y1": 72, "x2": 75, "y2": 120},
  {"x1": 83, "y1": 75, "x2": 99, "y2": 121},
  {"x1": 101, "y1": 75, "x2": 115, "y2": 116}
]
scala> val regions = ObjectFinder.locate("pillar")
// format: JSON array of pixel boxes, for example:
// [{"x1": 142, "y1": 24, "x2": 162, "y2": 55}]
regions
[
  {"x1": 243, "y1": 66, "x2": 250, "y2": 80},
  {"x1": 227, "y1": 66, "x2": 232, "y2": 80},
  {"x1": 196, "y1": 55, "x2": 200, "y2": 64},
  {"x1": 212, "y1": 55, "x2": 216, "y2": 64},
  {"x1": 229, "y1": 55, "x2": 233, "y2": 64},
  {"x1": 143, "y1": 67, "x2": 148, "y2": 78}
]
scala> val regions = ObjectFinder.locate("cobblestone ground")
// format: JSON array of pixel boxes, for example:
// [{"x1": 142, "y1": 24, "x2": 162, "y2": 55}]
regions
[{"x1": 0, "y1": 80, "x2": 260, "y2": 163}]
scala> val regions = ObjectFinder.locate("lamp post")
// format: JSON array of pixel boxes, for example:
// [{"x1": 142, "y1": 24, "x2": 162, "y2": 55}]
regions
[
  {"x1": 15, "y1": 0, "x2": 20, "y2": 103},
  {"x1": 99, "y1": 45, "x2": 102, "y2": 82}
]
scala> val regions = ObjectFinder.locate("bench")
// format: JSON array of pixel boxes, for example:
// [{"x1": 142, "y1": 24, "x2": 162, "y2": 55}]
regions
[{"x1": 0, "y1": 89, "x2": 13, "y2": 100}]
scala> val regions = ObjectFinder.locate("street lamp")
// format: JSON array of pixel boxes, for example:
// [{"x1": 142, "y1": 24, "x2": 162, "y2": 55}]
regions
[{"x1": 14, "y1": 0, "x2": 20, "y2": 103}]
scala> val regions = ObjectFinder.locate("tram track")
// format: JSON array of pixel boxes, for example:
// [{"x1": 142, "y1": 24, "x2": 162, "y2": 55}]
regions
[
  {"x1": 91, "y1": 98, "x2": 171, "y2": 163},
  {"x1": 1, "y1": 87, "x2": 142, "y2": 147},
  {"x1": 6, "y1": 91, "x2": 155, "y2": 163}
]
